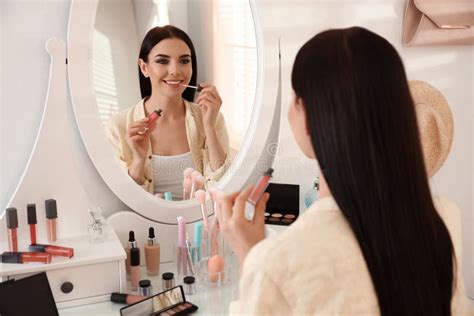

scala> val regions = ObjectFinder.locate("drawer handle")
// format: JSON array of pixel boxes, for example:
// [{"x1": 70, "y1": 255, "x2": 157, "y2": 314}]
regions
[{"x1": 61, "y1": 281, "x2": 74, "y2": 294}]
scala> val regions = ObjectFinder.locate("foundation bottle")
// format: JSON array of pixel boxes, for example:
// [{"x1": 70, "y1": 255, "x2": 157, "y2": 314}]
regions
[
  {"x1": 145, "y1": 227, "x2": 160, "y2": 276},
  {"x1": 126, "y1": 231, "x2": 137, "y2": 279},
  {"x1": 130, "y1": 247, "x2": 140, "y2": 291}
]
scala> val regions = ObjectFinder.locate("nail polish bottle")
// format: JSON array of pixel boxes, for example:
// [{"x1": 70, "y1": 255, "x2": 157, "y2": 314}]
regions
[
  {"x1": 126, "y1": 231, "x2": 137, "y2": 279},
  {"x1": 45, "y1": 199, "x2": 58, "y2": 242},
  {"x1": 130, "y1": 247, "x2": 140, "y2": 291},
  {"x1": 6, "y1": 208, "x2": 18, "y2": 252},
  {"x1": 145, "y1": 227, "x2": 160, "y2": 276}
]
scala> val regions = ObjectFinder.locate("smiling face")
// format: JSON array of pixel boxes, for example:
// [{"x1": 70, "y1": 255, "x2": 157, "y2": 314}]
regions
[{"x1": 139, "y1": 38, "x2": 193, "y2": 98}]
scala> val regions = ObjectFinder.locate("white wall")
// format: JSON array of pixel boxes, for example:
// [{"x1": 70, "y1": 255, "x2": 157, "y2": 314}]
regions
[{"x1": 1, "y1": 0, "x2": 472, "y2": 298}]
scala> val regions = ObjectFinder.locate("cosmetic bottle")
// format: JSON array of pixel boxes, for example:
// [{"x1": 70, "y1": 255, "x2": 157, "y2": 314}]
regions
[
  {"x1": 130, "y1": 247, "x2": 140, "y2": 291},
  {"x1": 139, "y1": 279, "x2": 153, "y2": 297},
  {"x1": 126, "y1": 231, "x2": 137, "y2": 278},
  {"x1": 162, "y1": 272, "x2": 175, "y2": 291},
  {"x1": 45, "y1": 199, "x2": 58, "y2": 242},
  {"x1": 245, "y1": 168, "x2": 274, "y2": 221},
  {"x1": 145, "y1": 227, "x2": 161, "y2": 276},
  {"x1": 183, "y1": 276, "x2": 196, "y2": 295},
  {"x1": 27, "y1": 204, "x2": 37, "y2": 245},
  {"x1": 304, "y1": 177, "x2": 320, "y2": 209},
  {"x1": 88, "y1": 206, "x2": 105, "y2": 243},
  {"x1": 6, "y1": 208, "x2": 18, "y2": 252},
  {"x1": 1, "y1": 251, "x2": 52, "y2": 264}
]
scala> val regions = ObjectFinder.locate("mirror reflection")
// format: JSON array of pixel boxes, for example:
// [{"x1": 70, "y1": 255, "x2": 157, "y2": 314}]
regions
[{"x1": 92, "y1": 0, "x2": 257, "y2": 201}]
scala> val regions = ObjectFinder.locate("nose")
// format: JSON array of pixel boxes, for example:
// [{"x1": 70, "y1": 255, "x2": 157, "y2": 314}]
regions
[{"x1": 169, "y1": 61, "x2": 178, "y2": 76}]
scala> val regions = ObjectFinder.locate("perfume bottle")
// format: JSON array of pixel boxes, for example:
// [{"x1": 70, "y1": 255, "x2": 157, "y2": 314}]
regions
[
  {"x1": 304, "y1": 176, "x2": 320, "y2": 209},
  {"x1": 88, "y1": 207, "x2": 106, "y2": 243}
]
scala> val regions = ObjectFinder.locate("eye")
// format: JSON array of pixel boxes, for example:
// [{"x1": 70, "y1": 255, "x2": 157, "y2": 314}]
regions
[
  {"x1": 180, "y1": 58, "x2": 191, "y2": 65},
  {"x1": 155, "y1": 59, "x2": 169, "y2": 64}
]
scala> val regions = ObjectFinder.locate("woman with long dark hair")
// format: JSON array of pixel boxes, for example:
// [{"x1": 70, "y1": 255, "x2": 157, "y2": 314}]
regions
[
  {"x1": 107, "y1": 25, "x2": 229, "y2": 198},
  {"x1": 219, "y1": 27, "x2": 471, "y2": 315}
]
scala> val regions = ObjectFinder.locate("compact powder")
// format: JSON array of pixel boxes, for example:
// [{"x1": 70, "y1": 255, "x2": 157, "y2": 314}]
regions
[
  {"x1": 268, "y1": 217, "x2": 280, "y2": 222},
  {"x1": 271, "y1": 213, "x2": 283, "y2": 218},
  {"x1": 177, "y1": 305, "x2": 186, "y2": 310},
  {"x1": 264, "y1": 212, "x2": 270, "y2": 217},
  {"x1": 282, "y1": 218, "x2": 294, "y2": 224},
  {"x1": 183, "y1": 303, "x2": 192, "y2": 308},
  {"x1": 283, "y1": 214, "x2": 296, "y2": 219}
]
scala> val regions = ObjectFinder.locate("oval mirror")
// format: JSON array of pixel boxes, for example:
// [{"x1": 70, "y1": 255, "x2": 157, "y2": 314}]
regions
[{"x1": 68, "y1": 0, "x2": 282, "y2": 223}]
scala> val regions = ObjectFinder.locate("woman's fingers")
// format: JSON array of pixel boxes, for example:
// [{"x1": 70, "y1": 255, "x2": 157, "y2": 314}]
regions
[
  {"x1": 218, "y1": 191, "x2": 239, "y2": 227},
  {"x1": 232, "y1": 185, "x2": 255, "y2": 220},
  {"x1": 254, "y1": 193, "x2": 270, "y2": 224}
]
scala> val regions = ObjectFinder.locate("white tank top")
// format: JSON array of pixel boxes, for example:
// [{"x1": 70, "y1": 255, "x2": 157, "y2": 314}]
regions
[{"x1": 151, "y1": 151, "x2": 195, "y2": 200}]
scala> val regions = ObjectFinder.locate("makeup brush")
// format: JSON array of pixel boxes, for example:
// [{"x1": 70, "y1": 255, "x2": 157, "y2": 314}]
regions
[
  {"x1": 182, "y1": 178, "x2": 192, "y2": 200},
  {"x1": 183, "y1": 167, "x2": 195, "y2": 180},
  {"x1": 180, "y1": 83, "x2": 203, "y2": 92},
  {"x1": 189, "y1": 171, "x2": 203, "y2": 199},
  {"x1": 195, "y1": 190, "x2": 209, "y2": 230},
  {"x1": 209, "y1": 190, "x2": 226, "y2": 256}
]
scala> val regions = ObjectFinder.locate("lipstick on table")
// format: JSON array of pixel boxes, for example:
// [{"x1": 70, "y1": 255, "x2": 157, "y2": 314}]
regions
[
  {"x1": 45, "y1": 199, "x2": 58, "y2": 242},
  {"x1": 6, "y1": 207, "x2": 18, "y2": 252},
  {"x1": 1, "y1": 251, "x2": 52, "y2": 264},
  {"x1": 27, "y1": 204, "x2": 37, "y2": 244},
  {"x1": 29, "y1": 243, "x2": 74, "y2": 258},
  {"x1": 110, "y1": 293, "x2": 146, "y2": 305},
  {"x1": 244, "y1": 168, "x2": 274, "y2": 221}
]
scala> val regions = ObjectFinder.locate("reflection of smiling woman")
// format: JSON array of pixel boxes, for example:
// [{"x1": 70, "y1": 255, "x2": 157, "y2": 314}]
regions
[{"x1": 106, "y1": 25, "x2": 229, "y2": 198}]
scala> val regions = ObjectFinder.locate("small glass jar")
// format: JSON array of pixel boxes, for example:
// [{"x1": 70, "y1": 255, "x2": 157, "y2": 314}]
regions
[
  {"x1": 139, "y1": 279, "x2": 152, "y2": 296},
  {"x1": 162, "y1": 272, "x2": 175, "y2": 291},
  {"x1": 183, "y1": 276, "x2": 196, "y2": 295}
]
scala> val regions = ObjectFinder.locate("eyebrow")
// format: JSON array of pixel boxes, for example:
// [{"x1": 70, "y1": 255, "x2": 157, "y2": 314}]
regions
[{"x1": 154, "y1": 54, "x2": 191, "y2": 58}]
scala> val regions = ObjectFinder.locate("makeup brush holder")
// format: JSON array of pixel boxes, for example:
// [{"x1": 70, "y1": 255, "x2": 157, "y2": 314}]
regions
[
  {"x1": 198, "y1": 221, "x2": 231, "y2": 287},
  {"x1": 175, "y1": 245, "x2": 200, "y2": 280}
]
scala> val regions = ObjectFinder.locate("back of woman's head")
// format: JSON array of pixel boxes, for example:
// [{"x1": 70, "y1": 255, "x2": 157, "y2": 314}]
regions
[
  {"x1": 138, "y1": 25, "x2": 197, "y2": 101},
  {"x1": 292, "y1": 27, "x2": 454, "y2": 315}
]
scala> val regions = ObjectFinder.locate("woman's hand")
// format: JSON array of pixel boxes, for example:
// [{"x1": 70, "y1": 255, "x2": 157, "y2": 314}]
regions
[
  {"x1": 217, "y1": 186, "x2": 270, "y2": 266},
  {"x1": 125, "y1": 118, "x2": 157, "y2": 185},
  {"x1": 195, "y1": 83, "x2": 222, "y2": 131},
  {"x1": 126, "y1": 117, "x2": 156, "y2": 162}
]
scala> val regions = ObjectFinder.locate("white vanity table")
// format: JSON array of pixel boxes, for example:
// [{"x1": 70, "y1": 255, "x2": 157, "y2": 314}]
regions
[{"x1": 59, "y1": 260, "x2": 239, "y2": 316}]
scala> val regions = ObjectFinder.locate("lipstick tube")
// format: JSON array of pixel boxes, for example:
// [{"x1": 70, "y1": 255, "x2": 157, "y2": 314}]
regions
[
  {"x1": 45, "y1": 199, "x2": 58, "y2": 242},
  {"x1": 148, "y1": 109, "x2": 162, "y2": 125},
  {"x1": 29, "y1": 243, "x2": 74, "y2": 258},
  {"x1": 27, "y1": 204, "x2": 37, "y2": 244},
  {"x1": 0, "y1": 252, "x2": 52, "y2": 264},
  {"x1": 6, "y1": 208, "x2": 18, "y2": 252},
  {"x1": 110, "y1": 293, "x2": 146, "y2": 305},
  {"x1": 245, "y1": 168, "x2": 274, "y2": 221}
]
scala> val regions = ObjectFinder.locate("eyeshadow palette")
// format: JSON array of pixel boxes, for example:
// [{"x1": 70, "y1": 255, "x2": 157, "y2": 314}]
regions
[{"x1": 264, "y1": 183, "x2": 299, "y2": 226}]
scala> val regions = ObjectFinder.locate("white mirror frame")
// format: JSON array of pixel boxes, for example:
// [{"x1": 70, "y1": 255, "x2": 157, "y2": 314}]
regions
[{"x1": 67, "y1": 0, "x2": 281, "y2": 224}]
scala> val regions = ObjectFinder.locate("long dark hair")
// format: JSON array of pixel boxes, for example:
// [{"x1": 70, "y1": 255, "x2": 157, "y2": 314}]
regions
[
  {"x1": 138, "y1": 25, "x2": 197, "y2": 102},
  {"x1": 292, "y1": 27, "x2": 455, "y2": 315}
]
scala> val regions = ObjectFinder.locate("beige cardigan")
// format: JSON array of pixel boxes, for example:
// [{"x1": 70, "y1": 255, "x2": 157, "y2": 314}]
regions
[
  {"x1": 106, "y1": 99, "x2": 230, "y2": 193},
  {"x1": 230, "y1": 196, "x2": 473, "y2": 315}
]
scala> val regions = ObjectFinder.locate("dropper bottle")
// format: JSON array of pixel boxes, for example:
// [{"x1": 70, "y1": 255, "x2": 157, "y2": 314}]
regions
[
  {"x1": 125, "y1": 231, "x2": 137, "y2": 279},
  {"x1": 145, "y1": 227, "x2": 161, "y2": 276}
]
